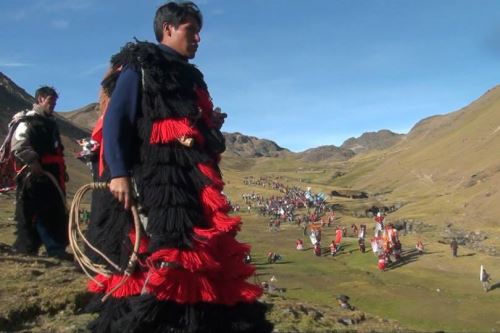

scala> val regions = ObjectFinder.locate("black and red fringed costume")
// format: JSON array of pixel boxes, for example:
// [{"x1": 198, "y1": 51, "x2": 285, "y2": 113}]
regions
[
  {"x1": 12, "y1": 111, "x2": 68, "y2": 255},
  {"x1": 85, "y1": 41, "x2": 272, "y2": 333}
]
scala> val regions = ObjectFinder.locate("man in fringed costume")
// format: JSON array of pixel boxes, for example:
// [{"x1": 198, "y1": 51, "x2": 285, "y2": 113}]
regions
[
  {"x1": 84, "y1": 2, "x2": 273, "y2": 332},
  {"x1": 11, "y1": 86, "x2": 70, "y2": 259}
]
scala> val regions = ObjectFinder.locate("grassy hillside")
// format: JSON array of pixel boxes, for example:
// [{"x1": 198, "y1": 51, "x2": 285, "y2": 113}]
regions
[{"x1": 327, "y1": 87, "x2": 500, "y2": 247}]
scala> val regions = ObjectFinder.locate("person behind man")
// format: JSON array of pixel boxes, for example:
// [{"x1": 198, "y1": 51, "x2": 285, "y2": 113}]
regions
[
  {"x1": 84, "y1": 2, "x2": 272, "y2": 332},
  {"x1": 481, "y1": 268, "x2": 491, "y2": 292},
  {"x1": 11, "y1": 86, "x2": 70, "y2": 259},
  {"x1": 416, "y1": 240, "x2": 424, "y2": 254},
  {"x1": 450, "y1": 238, "x2": 458, "y2": 257}
]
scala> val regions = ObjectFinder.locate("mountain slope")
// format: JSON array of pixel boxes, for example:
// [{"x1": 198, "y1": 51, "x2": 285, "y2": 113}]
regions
[
  {"x1": 295, "y1": 145, "x2": 355, "y2": 162},
  {"x1": 0, "y1": 72, "x2": 34, "y2": 136},
  {"x1": 336, "y1": 85, "x2": 500, "y2": 232},
  {"x1": 341, "y1": 129, "x2": 405, "y2": 153},
  {"x1": 0, "y1": 72, "x2": 91, "y2": 194},
  {"x1": 60, "y1": 103, "x2": 99, "y2": 131},
  {"x1": 223, "y1": 132, "x2": 290, "y2": 157}
]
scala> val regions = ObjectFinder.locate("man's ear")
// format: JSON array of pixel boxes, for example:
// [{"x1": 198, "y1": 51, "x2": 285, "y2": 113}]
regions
[{"x1": 162, "y1": 22, "x2": 173, "y2": 37}]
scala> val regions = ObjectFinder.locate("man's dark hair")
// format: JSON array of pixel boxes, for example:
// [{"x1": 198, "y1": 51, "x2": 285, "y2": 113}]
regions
[
  {"x1": 35, "y1": 86, "x2": 59, "y2": 100},
  {"x1": 154, "y1": 1, "x2": 203, "y2": 42}
]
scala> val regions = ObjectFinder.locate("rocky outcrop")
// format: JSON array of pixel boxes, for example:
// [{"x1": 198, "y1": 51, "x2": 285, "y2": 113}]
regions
[
  {"x1": 441, "y1": 226, "x2": 498, "y2": 256},
  {"x1": 223, "y1": 132, "x2": 290, "y2": 158},
  {"x1": 341, "y1": 129, "x2": 404, "y2": 153},
  {"x1": 0, "y1": 72, "x2": 34, "y2": 135}
]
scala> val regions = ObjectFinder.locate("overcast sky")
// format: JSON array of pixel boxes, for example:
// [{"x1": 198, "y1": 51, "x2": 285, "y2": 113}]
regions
[{"x1": 2, "y1": 0, "x2": 500, "y2": 152}]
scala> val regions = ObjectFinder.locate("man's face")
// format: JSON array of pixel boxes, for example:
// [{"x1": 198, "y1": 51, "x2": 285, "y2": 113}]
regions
[
  {"x1": 37, "y1": 95, "x2": 58, "y2": 113},
  {"x1": 163, "y1": 15, "x2": 201, "y2": 59}
]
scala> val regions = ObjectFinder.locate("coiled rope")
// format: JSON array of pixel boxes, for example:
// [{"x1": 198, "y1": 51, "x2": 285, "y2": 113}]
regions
[{"x1": 68, "y1": 182, "x2": 142, "y2": 302}]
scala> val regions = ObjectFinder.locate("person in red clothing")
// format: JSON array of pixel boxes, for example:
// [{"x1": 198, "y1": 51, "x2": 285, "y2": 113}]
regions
[
  {"x1": 84, "y1": 2, "x2": 272, "y2": 332},
  {"x1": 416, "y1": 240, "x2": 424, "y2": 254},
  {"x1": 377, "y1": 253, "x2": 386, "y2": 271},
  {"x1": 329, "y1": 240, "x2": 337, "y2": 256},
  {"x1": 314, "y1": 242, "x2": 322, "y2": 256}
]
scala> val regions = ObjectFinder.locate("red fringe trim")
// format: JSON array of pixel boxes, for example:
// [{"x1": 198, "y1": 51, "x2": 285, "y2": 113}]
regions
[
  {"x1": 209, "y1": 211, "x2": 241, "y2": 233},
  {"x1": 195, "y1": 87, "x2": 214, "y2": 128},
  {"x1": 150, "y1": 117, "x2": 204, "y2": 145},
  {"x1": 213, "y1": 280, "x2": 263, "y2": 305},
  {"x1": 147, "y1": 269, "x2": 218, "y2": 303},
  {"x1": 87, "y1": 238, "x2": 263, "y2": 304},
  {"x1": 197, "y1": 162, "x2": 224, "y2": 190},
  {"x1": 200, "y1": 186, "x2": 231, "y2": 214},
  {"x1": 210, "y1": 234, "x2": 253, "y2": 279},
  {"x1": 148, "y1": 243, "x2": 221, "y2": 272},
  {"x1": 87, "y1": 272, "x2": 146, "y2": 298},
  {"x1": 193, "y1": 226, "x2": 218, "y2": 239},
  {"x1": 91, "y1": 115, "x2": 106, "y2": 177}
]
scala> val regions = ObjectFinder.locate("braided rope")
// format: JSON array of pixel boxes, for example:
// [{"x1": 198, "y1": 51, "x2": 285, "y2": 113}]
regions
[{"x1": 68, "y1": 182, "x2": 142, "y2": 302}]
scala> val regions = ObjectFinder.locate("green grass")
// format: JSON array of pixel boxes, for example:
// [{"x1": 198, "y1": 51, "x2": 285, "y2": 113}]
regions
[{"x1": 232, "y1": 178, "x2": 500, "y2": 333}]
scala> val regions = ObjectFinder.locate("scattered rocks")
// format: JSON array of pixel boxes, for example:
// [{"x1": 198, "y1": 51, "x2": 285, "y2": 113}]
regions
[
  {"x1": 331, "y1": 190, "x2": 368, "y2": 199},
  {"x1": 351, "y1": 203, "x2": 405, "y2": 218},
  {"x1": 441, "y1": 226, "x2": 498, "y2": 256}
]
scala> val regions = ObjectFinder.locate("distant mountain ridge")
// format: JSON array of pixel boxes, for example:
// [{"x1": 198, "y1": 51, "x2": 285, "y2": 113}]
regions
[
  {"x1": 223, "y1": 132, "x2": 290, "y2": 157},
  {"x1": 0, "y1": 72, "x2": 34, "y2": 136},
  {"x1": 295, "y1": 145, "x2": 355, "y2": 162},
  {"x1": 0, "y1": 72, "x2": 89, "y2": 139},
  {"x1": 341, "y1": 129, "x2": 405, "y2": 153},
  {"x1": 57, "y1": 108, "x2": 404, "y2": 159},
  {"x1": 1, "y1": 71, "x2": 404, "y2": 160},
  {"x1": 61, "y1": 103, "x2": 99, "y2": 132}
]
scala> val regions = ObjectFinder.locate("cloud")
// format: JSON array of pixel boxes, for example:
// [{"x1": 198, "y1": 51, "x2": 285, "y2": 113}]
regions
[
  {"x1": 50, "y1": 19, "x2": 69, "y2": 29},
  {"x1": 79, "y1": 63, "x2": 108, "y2": 77},
  {"x1": 36, "y1": 0, "x2": 94, "y2": 13},
  {"x1": 0, "y1": 61, "x2": 33, "y2": 68},
  {"x1": 2, "y1": 0, "x2": 94, "y2": 22}
]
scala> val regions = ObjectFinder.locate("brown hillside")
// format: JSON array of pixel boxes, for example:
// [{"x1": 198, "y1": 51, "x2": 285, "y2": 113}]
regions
[
  {"x1": 338, "y1": 85, "x2": 500, "y2": 234},
  {"x1": 341, "y1": 129, "x2": 405, "y2": 154},
  {"x1": 60, "y1": 103, "x2": 99, "y2": 132},
  {"x1": 0, "y1": 72, "x2": 34, "y2": 136},
  {"x1": 222, "y1": 132, "x2": 291, "y2": 158}
]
